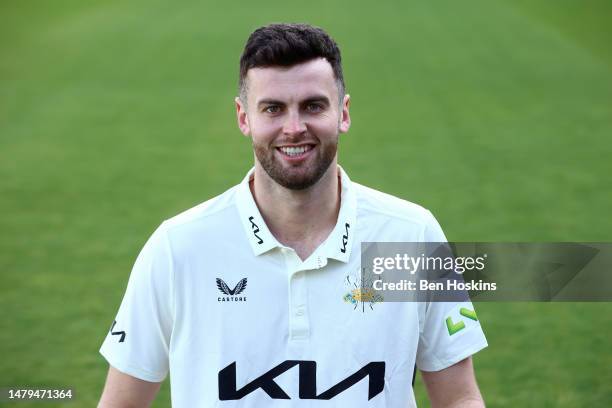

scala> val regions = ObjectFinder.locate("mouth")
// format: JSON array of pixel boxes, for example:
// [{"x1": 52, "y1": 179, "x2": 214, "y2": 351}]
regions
[{"x1": 276, "y1": 144, "x2": 315, "y2": 161}]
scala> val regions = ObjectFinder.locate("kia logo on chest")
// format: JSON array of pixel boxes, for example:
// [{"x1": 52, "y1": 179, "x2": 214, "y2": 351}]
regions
[
  {"x1": 219, "y1": 360, "x2": 385, "y2": 401},
  {"x1": 216, "y1": 278, "x2": 247, "y2": 302}
]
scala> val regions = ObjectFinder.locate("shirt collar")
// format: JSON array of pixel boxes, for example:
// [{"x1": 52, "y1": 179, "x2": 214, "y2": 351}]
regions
[
  {"x1": 235, "y1": 166, "x2": 357, "y2": 262},
  {"x1": 235, "y1": 168, "x2": 279, "y2": 256}
]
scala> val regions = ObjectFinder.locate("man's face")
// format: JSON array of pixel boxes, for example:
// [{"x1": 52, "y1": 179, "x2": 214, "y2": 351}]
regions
[{"x1": 236, "y1": 58, "x2": 350, "y2": 190}]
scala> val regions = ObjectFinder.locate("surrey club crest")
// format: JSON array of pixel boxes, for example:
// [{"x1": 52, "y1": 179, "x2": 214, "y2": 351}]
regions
[{"x1": 343, "y1": 273, "x2": 383, "y2": 312}]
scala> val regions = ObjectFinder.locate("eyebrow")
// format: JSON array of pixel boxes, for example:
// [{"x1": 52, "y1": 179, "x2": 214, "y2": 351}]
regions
[
  {"x1": 302, "y1": 96, "x2": 331, "y2": 106},
  {"x1": 256, "y1": 95, "x2": 331, "y2": 108},
  {"x1": 257, "y1": 99, "x2": 285, "y2": 108}
]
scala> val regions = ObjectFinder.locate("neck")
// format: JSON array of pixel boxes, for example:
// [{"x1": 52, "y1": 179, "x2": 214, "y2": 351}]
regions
[{"x1": 250, "y1": 163, "x2": 341, "y2": 260}]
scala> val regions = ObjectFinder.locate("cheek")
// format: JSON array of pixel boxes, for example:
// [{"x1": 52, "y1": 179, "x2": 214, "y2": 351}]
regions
[
  {"x1": 309, "y1": 115, "x2": 340, "y2": 135},
  {"x1": 249, "y1": 119, "x2": 279, "y2": 141},
  {"x1": 318, "y1": 109, "x2": 342, "y2": 125}
]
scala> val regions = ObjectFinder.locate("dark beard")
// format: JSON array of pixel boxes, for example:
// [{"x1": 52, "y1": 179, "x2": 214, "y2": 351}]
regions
[{"x1": 253, "y1": 141, "x2": 337, "y2": 190}]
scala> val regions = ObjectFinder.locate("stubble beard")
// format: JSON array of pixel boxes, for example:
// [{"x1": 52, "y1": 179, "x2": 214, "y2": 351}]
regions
[{"x1": 253, "y1": 136, "x2": 338, "y2": 190}]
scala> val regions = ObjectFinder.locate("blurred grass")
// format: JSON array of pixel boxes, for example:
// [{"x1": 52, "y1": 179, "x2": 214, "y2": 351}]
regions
[{"x1": 1, "y1": 0, "x2": 611, "y2": 406}]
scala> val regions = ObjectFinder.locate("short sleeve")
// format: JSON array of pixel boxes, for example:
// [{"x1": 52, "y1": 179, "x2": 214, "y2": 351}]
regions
[
  {"x1": 416, "y1": 301, "x2": 488, "y2": 371},
  {"x1": 416, "y1": 211, "x2": 488, "y2": 371},
  {"x1": 423, "y1": 210, "x2": 447, "y2": 243},
  {"x1": 99, "y1": 223, "x2": 174, "y2": 382}
]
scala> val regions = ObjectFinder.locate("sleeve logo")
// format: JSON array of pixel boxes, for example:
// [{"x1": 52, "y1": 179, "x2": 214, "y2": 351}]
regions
[
  {"x1": 445, "y1": 308, "x2": 478, "y2": 336},
  {"x1": 110, "y1": 320, "x2": 126, "y2": 343}
]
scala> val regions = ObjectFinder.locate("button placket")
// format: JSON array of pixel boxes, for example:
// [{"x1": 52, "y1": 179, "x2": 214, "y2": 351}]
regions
[
  {"x1": 289, "y1": 269, "x2": 309, "y2": 340},
  {"x1": 282, "y1": 249, "x2": 310, "y2": 341}
]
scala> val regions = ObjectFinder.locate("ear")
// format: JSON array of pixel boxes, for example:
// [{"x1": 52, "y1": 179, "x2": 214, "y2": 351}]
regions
[
  {"x1": 339, "y1": 94, "x2": 351, "y2": 134},
  {"x1": 235, "y1": 97, "x2": 251, "y2": 136}
]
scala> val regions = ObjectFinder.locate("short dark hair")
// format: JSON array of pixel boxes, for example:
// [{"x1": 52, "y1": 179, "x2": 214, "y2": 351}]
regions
[{"x1": 239, "y1": 23, "x2": 345, "y2": 102}]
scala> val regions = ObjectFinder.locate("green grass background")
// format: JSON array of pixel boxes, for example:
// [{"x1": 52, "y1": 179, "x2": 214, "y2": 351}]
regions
[{"x1": 1, "y1": 0, "x2": 611, "y2": 406}]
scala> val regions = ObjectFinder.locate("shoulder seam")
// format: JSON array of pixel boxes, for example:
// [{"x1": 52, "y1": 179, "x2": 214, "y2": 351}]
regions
[
  {"x1": 357, "y1": 204, "x2": 432, "y2": 224},
  {"x1": 163, "y1": 192, "x2": 238, "y2": 231},
  {"x1": 353, "y1": 182, "x2": 431, "y2": 221}
]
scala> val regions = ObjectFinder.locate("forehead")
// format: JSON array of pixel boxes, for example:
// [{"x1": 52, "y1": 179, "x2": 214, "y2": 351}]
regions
[{"x1": 246, "y1": 58, "x2": 338, "y2": 104}]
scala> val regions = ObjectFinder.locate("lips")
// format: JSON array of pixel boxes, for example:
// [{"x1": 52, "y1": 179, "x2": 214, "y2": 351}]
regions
[
  {"x1": 278, "y1": 145, "x2": 314, "y2": 156},
  {"x1": 276, "y1": 144, "x2": 315, "y2": 160}
]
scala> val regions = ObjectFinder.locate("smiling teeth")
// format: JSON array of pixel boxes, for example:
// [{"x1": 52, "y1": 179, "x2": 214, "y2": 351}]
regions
[{"x1": 280, "y1": 146, "x2": 311, "y2": 156}]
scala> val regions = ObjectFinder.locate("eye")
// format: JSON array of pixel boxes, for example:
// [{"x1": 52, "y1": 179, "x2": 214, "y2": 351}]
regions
[
  {"x1": 306, "y1": 103, "x2": 324, "y2": 113},
  {"x1": 264, "y1": 105, "x2": 281, "y2": 114}
]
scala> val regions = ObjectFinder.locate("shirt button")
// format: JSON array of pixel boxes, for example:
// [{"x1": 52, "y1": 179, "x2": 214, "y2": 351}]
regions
[{"x1": 296, "y1": 309, "x2": 305, "y2": 317}]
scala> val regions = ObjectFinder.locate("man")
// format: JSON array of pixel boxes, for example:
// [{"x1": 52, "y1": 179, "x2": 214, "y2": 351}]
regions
[{"x1": 98, "y1": 23, "x2": 487, "y2": 407}]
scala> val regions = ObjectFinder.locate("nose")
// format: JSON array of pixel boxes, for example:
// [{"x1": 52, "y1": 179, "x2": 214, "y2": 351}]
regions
[{"x1": 282, "y1": 110, "x2": 307, "y2": 136}]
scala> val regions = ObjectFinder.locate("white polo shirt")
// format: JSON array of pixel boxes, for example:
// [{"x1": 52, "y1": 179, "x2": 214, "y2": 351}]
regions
[{"x1": 100, "y1": 167, "x2": 487, "y2": 407}]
